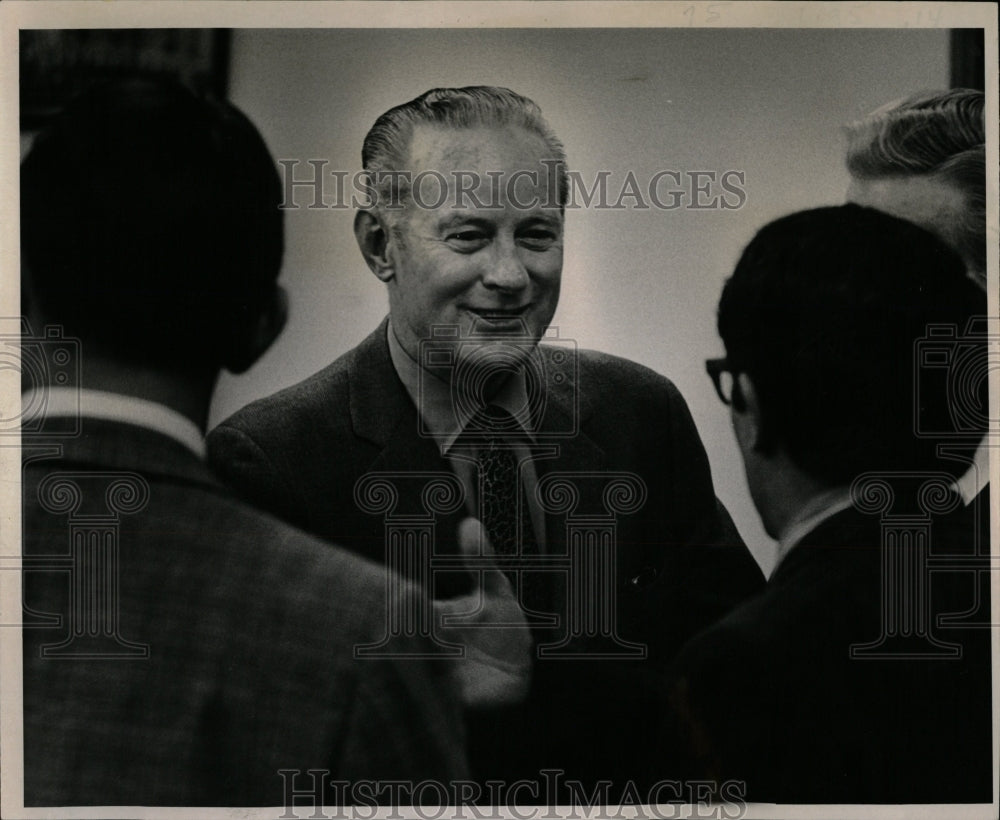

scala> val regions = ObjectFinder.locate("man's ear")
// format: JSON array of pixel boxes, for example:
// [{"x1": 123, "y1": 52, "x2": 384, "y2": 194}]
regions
[
  {"x1": 223, "y1": 285, "x2": 289, "y2": 375},
  {"x1": 354, "y1": 210, "x2": 394, "y2": 282},
  {"x1": 733, "y1": 372, "x2": 765, "y2": 451}
]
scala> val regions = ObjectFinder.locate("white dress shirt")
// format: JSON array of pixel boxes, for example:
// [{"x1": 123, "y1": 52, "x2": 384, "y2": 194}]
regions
[{"x1": 22, "y1": 386, "x2": 205, "y2": 459}]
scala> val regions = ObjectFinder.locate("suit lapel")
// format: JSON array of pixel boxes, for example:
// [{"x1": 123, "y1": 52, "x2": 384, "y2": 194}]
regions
[
  {"x1": 347, "y1": 319, "x2": 459, "y2": 532},
  {"x1": 534, "y1": 345, "x2": 606, "y2": 550},
  {"x1": 349, "y1": 317, "x2": 418, "y2": 450}
]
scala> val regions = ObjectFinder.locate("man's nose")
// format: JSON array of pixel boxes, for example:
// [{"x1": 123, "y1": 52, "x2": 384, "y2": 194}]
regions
[{"x1": 482, "y1": 239, "x2": 529, "y2": 291}]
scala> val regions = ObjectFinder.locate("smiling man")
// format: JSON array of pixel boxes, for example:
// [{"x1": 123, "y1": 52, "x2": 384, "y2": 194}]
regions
[{"x1": 208, "y1": 86, "x2": 764, "y2": 795}]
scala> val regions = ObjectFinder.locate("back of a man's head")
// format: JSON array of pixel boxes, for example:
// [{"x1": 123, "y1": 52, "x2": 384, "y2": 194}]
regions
[
  {"x1": 21, "y1": 78, "x2": 284, "y2": 370},
  {"x1": 845, "y1": 88, "x2": 985, "y2": 279},
  {"x1": 719, "y1": 203, "x2": 986, "y2": 487}
]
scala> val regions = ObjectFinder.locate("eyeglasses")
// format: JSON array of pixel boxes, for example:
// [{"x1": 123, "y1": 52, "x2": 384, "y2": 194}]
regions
[{"x1": 705, "y1": 357, "x2": 737, "y2": 406}]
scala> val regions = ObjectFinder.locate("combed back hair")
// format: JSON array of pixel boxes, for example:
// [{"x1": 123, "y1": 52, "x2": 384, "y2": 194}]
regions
[
  {"x1": 845, "y1": 88, "x2": 985, "y2": 274},
  {"x1": 21, "y1": 78, "x2": 284, "y2": 368},
  {"x1": 361, "y1": 86, "x2": 568, "y2": 217},
  {"x1": 718, "y1": 204, "x2": 986, "y2": 487}
]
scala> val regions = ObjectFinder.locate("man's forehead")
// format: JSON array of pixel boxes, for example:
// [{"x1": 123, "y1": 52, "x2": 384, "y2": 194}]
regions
[
  {"x1": 846, "y1": 175, "x2": 967, "y2": 232},
  {"x1": 405, "y1": 123, "x2": 553, "y2": 170},
  {"x1": 393, "y1": 123, "x2": 563, "y2": 217},
  {"x1": 430, "y1": 207, "x2": 563, "y2": 227}
]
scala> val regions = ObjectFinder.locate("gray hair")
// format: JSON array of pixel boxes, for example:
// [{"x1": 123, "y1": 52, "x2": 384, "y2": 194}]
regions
[
  {"x1": 845, "y1": 88, "x2": 985, "y2": 275},
  {"x1": 360, "y1": 86, "x2": 568, "y2": 225}
]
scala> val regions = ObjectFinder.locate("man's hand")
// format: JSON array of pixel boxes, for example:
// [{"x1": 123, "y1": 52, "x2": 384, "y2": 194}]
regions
[{"x1": 433, "y1": 517, "x2": 533, "y2": 708}]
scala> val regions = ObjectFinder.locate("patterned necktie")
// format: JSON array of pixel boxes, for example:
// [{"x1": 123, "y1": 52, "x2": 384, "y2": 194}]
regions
[{"x1": 470, "y1": 405, "x2": 540, "y2": 588}]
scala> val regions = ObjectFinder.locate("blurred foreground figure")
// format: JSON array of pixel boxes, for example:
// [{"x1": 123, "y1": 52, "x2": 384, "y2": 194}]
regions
[
  {"x1": 19, "y1": 79, "x2": 472, "y2": 806},
  {"x1": 664, "y1": 205, "x2": 991, "y2": 803}
]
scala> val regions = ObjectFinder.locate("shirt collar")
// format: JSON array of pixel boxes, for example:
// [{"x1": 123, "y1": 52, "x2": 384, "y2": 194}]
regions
[
  {"x1": 386, "y1": 321, "x2": 536, "y2": 453},
  {"x1": 773, "y1": 487, "x2": 855, "y2": 571},
  {"x1": 21, "y1": 387, "x2": 206, "y2": 459},
  {"x1": 953, "y1": 440, "x2": 990, "y2": 505}
]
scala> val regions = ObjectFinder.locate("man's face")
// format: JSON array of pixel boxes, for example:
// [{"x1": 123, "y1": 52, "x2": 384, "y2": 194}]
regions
[
  {"x1": 846, "y1": 175, "x2": 976, "y2": 277},
  {"x1": 382, "y1": 124, "x2": 564, "y2": 374}
]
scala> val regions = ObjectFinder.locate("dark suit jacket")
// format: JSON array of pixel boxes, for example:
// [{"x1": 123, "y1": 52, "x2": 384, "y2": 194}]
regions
[
  {"x1": 663, "y1": 506, "x2": 993, "y2": 804},
  {"x1": 22, "y1": 418, "x2": 468, "y2": 807},
  {"x1": 207, "y1": 319, "x2": 764, "y2": 793}
]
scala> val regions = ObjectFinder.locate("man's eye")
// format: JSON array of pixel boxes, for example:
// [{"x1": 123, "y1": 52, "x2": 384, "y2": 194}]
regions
[
  {"x1": 445, "y1": 231, "x2": 489, "y2": 249},
  {"x1": 518, "y1": 230, "x2": 558, "y2": 250}
]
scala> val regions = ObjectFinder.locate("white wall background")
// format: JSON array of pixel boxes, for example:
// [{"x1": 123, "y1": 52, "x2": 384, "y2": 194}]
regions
[{"x1": 211, "y1": 28, "x2": 949, "y2": 575}]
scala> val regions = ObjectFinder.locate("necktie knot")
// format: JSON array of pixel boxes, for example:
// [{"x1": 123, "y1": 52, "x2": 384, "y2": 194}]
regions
[{"x1": 469, "y1": 404, "x2": 519, "y2": 435}]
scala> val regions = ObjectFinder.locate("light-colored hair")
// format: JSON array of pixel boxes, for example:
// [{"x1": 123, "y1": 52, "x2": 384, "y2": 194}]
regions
[
  {"x1": 360, "y1": 86, "x2": 568, "y2": 226},
  {"x1": 845, "y1": 88, "x2": 985, "y2": 276}
]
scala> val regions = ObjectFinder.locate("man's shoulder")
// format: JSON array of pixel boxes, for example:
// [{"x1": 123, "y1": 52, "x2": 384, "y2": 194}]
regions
[
  {"x1": 680, "y1": 513, "x2": 878, "y2": 670},
  {"x1": 219, "y1": 348, "x2": 355, "y2": 432},
  {"x1": 547, "y1": 344, "x2": 685, "y2": 401},
  {"x1": 222, "y1": 493, "x2": 392, "y2": 634},
  {"x1": 676, "y1": 585, "x2": 772, "y2": 664},
  {"x1": 26, "y1": 454, "x2": 386, "y2": 618},
  {"x1": 201, "y1": 484, "x2": 386, "y2": 591},
  {"x1": 211, "y1": 324, "x2": 390, "y2": 444}
]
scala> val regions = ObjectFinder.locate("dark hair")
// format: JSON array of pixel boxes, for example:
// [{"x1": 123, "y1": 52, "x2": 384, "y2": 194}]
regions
[
  {"x1": 361, "y1": 86, "x2": 568, "y2": 217},
  {"x1": 21, "y1": 78, "x2": 284, "y2": 368},
  {"x1": 718, "y1": 204, "x2": 986, "y2": 485},
  {"x1": 845, "y1": 89, "x2": 985, "y2": 276}
]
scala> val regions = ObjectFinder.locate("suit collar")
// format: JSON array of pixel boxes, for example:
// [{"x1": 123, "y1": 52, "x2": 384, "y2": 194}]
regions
[
  {"x1": 348, "y1": 317, "x2": 595, "y2": 448},
  {"x1": 773, "y1": 487, "x2": 854, "y2": 572},
  {"x1": 349, "y1": 317, "x2": 419, "y2": 448},
  {"x1": 24, "y1": 387, "x2": 205, "y2": 459},
  {"x1": 32, "y1": 417, "x2": 226, "y2": 492},
  {"x1": 769, "y1": 506, "x2": 879, "y2": 582}
]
